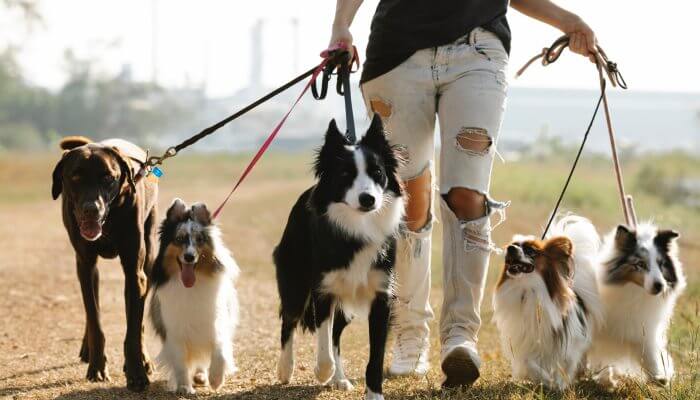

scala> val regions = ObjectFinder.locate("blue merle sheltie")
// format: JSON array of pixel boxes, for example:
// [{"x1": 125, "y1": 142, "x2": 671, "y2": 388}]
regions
[
  {"x1": 274, "y1": 114, "x2": 404, "y2": 400},
  {"x1": 149, "y1": 199, "x2": 239, "y2": 394}
]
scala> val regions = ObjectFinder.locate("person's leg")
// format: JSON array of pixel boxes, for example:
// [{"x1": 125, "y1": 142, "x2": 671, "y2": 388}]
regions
[
  {"x1": 435, "y1": 27, "x2": 510, "y2": 387},
  {"x1": 361, "y1": 50, "x2": 437, "y2": 376}
]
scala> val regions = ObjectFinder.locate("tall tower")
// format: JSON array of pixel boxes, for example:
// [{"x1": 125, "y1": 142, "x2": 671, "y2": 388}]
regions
[{"x1": 250, "y1": 19, "x2": 264, "y2": 89}]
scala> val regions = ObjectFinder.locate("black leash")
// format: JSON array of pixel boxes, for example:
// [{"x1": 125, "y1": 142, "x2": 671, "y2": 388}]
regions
[
  {"x1": 145, "y1": 48, "x2": 357, "y2": 169},
  {"x1": 312, "y1": 49, "x2": 359, "y2": 143},
  {"x1": 540, "y1": 91, "x2": 604, "y2": 239},
  {"x1": 518, "y1": 36, "x2": 630, "y2": 239}
]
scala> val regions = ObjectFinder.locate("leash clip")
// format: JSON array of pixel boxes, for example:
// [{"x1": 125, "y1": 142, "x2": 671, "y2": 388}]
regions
[{"x1": 146, "y1": 146, "x2": 177, "y2": 167}]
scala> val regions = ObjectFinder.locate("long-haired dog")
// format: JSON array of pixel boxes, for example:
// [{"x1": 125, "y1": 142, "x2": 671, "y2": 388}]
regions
[
  {"x1": 149, "y1": 199, "x2": 239, "y2": 394},
  {"x1": 274, "y1": 115, "x2": 404, "y2": 400},
  {"x1": 493, "y1": 216, "x2": 603, "y2": 390},
  {"x1": 589, "y1": 223, "x2": 685, "y2": 388}
]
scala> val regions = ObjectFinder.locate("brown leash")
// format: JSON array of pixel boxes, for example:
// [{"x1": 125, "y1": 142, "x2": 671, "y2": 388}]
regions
[{"x1": 517, "y1": 36, "x2": 638, "y2": 234}]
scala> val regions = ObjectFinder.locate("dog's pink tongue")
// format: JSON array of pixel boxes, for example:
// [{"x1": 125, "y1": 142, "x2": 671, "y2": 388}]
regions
[
  {"x1": 180, "y1": 263, "x2": 196, "y2": 288},
  {"x1": 79, "y1": 220, "x2": 102, "y2": 241}
]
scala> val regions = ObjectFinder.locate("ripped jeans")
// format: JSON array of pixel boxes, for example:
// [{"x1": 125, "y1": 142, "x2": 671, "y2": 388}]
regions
[{"x1": 361, "y1": 27, "x2": 509, "y2": 350}]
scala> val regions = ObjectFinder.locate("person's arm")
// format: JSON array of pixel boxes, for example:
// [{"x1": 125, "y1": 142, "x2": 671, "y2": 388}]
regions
[
  {"x1": 510, "y1": 0, "x2": 597, "y2": 61},
  {"x1": 329, "y1": 0, "x2": 363, "y2": 60}
]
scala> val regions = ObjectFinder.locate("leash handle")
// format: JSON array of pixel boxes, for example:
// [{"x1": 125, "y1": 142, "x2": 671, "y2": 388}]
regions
[
  {"x1": 211, "y1": 45, "x2": 349, "y2": 219},
  {"x1": 518, "y1": 36, "x2": 637, "y2": 237}
]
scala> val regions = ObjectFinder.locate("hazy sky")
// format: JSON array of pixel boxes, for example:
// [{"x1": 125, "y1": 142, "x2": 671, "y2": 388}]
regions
[{"x1": 4, "y1": 0, "x2": 699, "y2": 96}]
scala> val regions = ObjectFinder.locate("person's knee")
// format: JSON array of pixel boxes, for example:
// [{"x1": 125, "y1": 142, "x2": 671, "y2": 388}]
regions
[
  {"x1": 404, "y1": 167, "x2": 431, "y2": 232},
  {"x1": 445, "y1": 187, "x2": 486, "y2": 221}
]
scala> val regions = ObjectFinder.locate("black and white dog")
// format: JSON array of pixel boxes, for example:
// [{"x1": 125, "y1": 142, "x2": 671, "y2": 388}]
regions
[{"x1": 274, "y1": 115, "x2": 404, "y2": 400}]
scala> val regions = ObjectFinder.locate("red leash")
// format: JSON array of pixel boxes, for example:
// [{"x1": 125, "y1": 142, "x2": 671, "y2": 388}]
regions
[{"x1": 211, "y1": 43, "x2": 358, "y2": 219}]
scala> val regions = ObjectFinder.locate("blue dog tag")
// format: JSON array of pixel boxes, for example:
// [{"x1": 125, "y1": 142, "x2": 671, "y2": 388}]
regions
[{"x1": 152, "y1": 167, "x2": 163, "y2": 177}]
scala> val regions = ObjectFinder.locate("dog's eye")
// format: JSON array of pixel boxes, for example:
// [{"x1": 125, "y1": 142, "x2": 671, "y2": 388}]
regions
[
  {"x1": 523, "y1": 247, "x2": 537, "y2": 257},
  {"x1": 369, "y1": 167, "x2": 383, "y2": 178},
  {"x1": 175, "y1": 235, "x2": 187, "y2": 244},
  {"x1": 71, "y1": 175, "x2": 81, "y2": 182},
  {"x1": 634, "y1": 260, "x2": 647, "y2": 270},
  {"x1": 102, "y1": 175, "x2": 116, "y2": 184},
  {"x1": 195, "y1": 235, "x2": 204, "y2": 245}
]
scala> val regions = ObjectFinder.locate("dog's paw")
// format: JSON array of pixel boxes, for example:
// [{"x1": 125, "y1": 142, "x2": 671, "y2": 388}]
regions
[
  {"x1": 124, "y1": 354, "x2": 152, "y2": 392},
  {"x1": 652, "y1": 375, "x2": 670, "y2": 387},
  {"x1": 330, "y1": 378, "x2": 354, "y2": 391},
  {"x1": 193, "y1": 370, "x2": 208, "y2": 386},
  {"x1": 86, "y1": 363, "x2": 110, "y2": 383},
  {"x1": 175, "y1": 385, "x2": 196, "y2": 395},
  {"x1": 277, "y1": 358, "x2": 294, "y2": 384},
  {"x1": 365, "y1": 389, "x2": 384, "y2": 400},
  {"x1": 209, "y1": 373, "x2": 225, "y2": 391},
  {"x1": 314, "y1": 360, "x2": 335, "y2": 384}
]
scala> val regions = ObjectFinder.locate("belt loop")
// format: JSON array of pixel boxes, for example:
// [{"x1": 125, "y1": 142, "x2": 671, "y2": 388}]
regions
[{"x1": 469, "y1": 28, "x2": 476, "y2": 46}]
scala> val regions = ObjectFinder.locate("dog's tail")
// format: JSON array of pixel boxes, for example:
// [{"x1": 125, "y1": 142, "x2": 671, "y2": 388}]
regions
[{"x1": 59, "y1": 136, "x2": 91, "y2": 150}]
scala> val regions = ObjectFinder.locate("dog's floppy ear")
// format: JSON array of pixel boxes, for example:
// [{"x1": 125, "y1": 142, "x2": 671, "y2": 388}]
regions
[
  {"x1": 614, "y1": 225, "x2": 637, "y2": 252},
  {"x1": 104, "y1": 146, "x2": 136, "y2": 193},
  {"x1": 167, "y1": 198, "x2": 188, "y2": 221},
  {"x1": 190, "y1": 203, "x2": 212, "y2": 226},
  {"x1": 51, "y1": 155, "x2": 66, "y2": 200},
  {"x1": 545, "y1": 236, "x2": 574, "y2": 278}
]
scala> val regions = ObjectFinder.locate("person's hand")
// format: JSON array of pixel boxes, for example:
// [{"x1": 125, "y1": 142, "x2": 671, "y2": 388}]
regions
[
  {"x1": 329, "y1": 23, "x2": 354, "y2": 63},
  {"x1": 559, "y1": 14, "x2": 597, "y2": 63}
]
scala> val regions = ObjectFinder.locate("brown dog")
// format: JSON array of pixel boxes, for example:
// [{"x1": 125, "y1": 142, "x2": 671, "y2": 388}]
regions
[{"x1": 51, "y1": 136, "x2": 158, "y2": 391}]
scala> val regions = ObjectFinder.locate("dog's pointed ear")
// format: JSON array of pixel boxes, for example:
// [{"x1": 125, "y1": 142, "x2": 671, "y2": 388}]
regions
[
  {"x1": 105, "y1": 146, "x2": 136, "y2": 193},
  {"x1": 360, "y1": 113, "x2": 388, "y2": 150},
  {"x1": 614, "y1": 225, "x2": 637, "y2": 252},
  {"x1": 654, "y1": 229, "x2": 680, "y2": 250},
  {"x1": 51, "y1": 155, "x2": 66, "y2": 200},
  {"x1": 190, "y1": 203, "x2": 212, "y2": 226},
  {"x1": 167, "y1": 198, "x2": 188, "y2": 221},
  {"x1": 325, "y1": 119, "x2": 347, "y2": 144}
]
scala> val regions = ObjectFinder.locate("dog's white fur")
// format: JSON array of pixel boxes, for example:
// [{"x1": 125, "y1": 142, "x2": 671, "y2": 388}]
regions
[
  {"x1": 493, "y1": 216, "x2": 603, "y2": 390},
  {"x1": 589, "y1": 222, "x2": 685, "y2": 388},
  {"x1": 150, "y1": 225, "x2": 239, "y2": 394}
]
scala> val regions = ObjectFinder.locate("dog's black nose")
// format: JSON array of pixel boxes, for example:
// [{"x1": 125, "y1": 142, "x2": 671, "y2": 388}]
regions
[
  {"x1": 506, "y1": 245, "x2": 519, "y2": 257},
  {"x1": 652, "y1": 281, "x2": 664, "y2": 294},
  {"x1": 359, "y1": 193, "x2": 375, "y2": 208},
  {"x1": 183, "y1": 253, "x2": 195, "y2": 263}
]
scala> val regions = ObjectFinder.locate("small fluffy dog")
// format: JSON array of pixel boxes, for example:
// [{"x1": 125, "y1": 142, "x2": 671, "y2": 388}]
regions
[
  {"x1": 149, "y1": 199, "x2": 239, "y2": 394},
  {"x1": 589, "y1": 223, "x2": 685, "y2": 387},
  {"x1": 274, "y1": 115, "x2": 404, "y2": 400},
  {"x1": 493, "y1": 216, "x2": 603, "y2": 390}
]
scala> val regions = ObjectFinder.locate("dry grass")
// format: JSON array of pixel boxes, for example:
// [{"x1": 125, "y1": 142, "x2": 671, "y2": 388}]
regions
[{"x1": 0, "y1": 151, "x2": 698, "y2": 400}]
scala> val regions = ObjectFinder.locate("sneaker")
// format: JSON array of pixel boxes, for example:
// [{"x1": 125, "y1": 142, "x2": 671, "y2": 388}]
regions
[
  {"x1": 441, "y1": 339, "x2": 480, "y2": 387},
  {"x1": 388, "y1": 327, "x2": 430, "y2": 376}
]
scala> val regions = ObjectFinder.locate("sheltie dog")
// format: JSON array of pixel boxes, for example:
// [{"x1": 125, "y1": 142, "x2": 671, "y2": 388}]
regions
[
  {"x1": 589, "y1": 223, "x2": 685, "y2": 388},
  {"x1": 149, "y1": 199, "x2": 239, "y2": 394},
  {"x1": 274, "y1": 115, "x2": 404, "y2": 400},
  {"x1": 493, "y1": 216, "x2": 603, "y2": 390}
]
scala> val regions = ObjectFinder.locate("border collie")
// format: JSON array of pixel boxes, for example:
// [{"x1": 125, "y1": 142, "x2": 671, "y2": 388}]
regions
[
  {"x1": 493, "y1": 216, "x2": 603, "y2": 390},
  {"x1": 149, "y1": 199, "x2": 239, "y2": 394},
  {"x1": 589, "y1": 223, "x2": 685, "y2": 388},
  {"x1": 274, "y1": 115, "x2": 404, "y2": 400}
]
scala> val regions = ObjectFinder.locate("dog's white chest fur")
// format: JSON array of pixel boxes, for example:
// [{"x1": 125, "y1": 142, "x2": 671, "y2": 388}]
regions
[
  {"x1": 321, "y1": 243, "x2": 390, "y2": 318},
  {"x1": 320, "y1": 196, "x2": 403, "y2": 318}
]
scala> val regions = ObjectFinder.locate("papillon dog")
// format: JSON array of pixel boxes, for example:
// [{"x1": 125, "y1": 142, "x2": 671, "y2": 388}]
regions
[
  {"x1": 493, "y1": 216, "x2": 603, "y2": 390},
  {"x1": 149, "y1": 199, "x2": 239, "y2": 394},
  {"x1": 274, "y1": 114, "x2": 404, "y2": 400},
  {"x1": 589, "y1": 223, "x2": 685, "y2": 388}
]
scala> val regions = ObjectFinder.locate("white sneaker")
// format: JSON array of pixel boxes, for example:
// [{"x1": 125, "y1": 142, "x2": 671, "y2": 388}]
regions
[
  {"x1": 440, "y1": 338, "x2": 480, "y2": 387},
  {"x1": 388, "y1": 327, "x2": 430, "y2": 376}
]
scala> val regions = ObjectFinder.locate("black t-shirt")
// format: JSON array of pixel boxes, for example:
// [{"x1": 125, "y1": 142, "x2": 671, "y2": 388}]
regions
[{"x1": 361, "y1": 0, "x2": 511, "y2": 84}]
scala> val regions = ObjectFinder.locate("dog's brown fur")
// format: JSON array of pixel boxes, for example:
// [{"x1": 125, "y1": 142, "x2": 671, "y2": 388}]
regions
[
  {"x1": 497, "y1": 237, "x2": 575, "y2": 313},
  {"x1": 51, "y1": 136, "x2": 158, "y2": 391}
]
